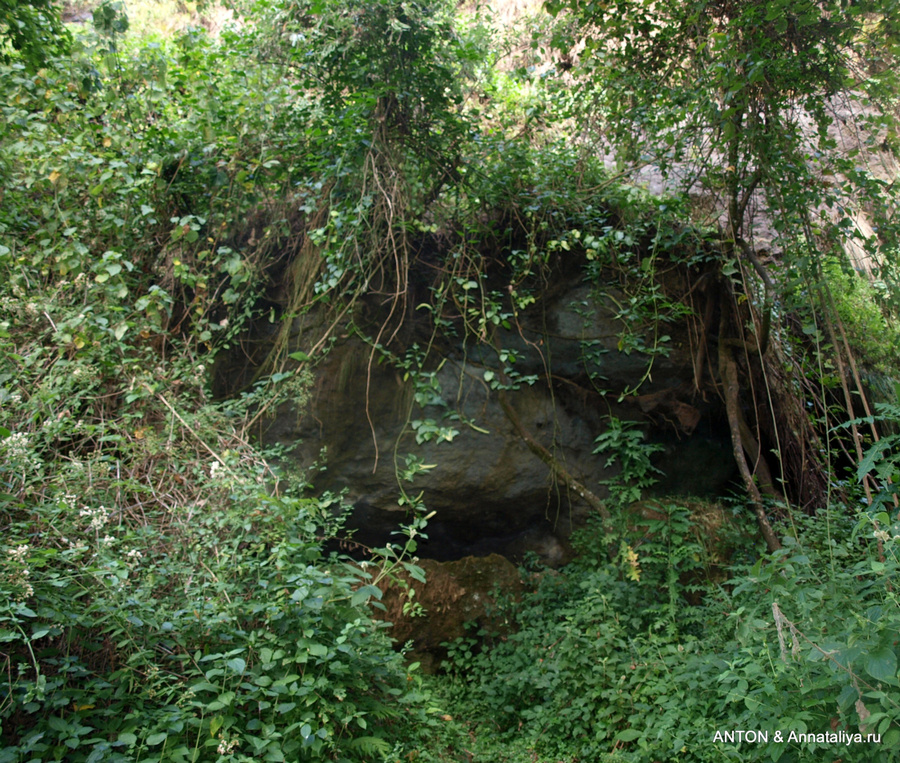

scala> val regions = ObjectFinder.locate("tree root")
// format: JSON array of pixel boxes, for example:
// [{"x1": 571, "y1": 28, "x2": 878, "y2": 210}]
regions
[
  {"x1": 719, "y1": 329, "x2": 782, "y2": 554},
  {"x1": 496, "y1": 388, "x2": 611, "y2": 522}
]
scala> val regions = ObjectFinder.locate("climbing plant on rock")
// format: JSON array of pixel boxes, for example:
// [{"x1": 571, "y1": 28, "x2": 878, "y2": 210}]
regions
[
  {"x1": 545, "y1": 0, "x2": 900, "y2": 548},
  {"x1": 244, "y1": 0, "x2": 475, "y2": 378}
]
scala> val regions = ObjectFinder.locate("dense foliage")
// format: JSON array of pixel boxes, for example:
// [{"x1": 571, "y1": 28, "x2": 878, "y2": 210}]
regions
[
  {"x1": 1, "y1": 0, "x2": 900, "y2": 760},
  {"x1": 0, "y1": 0, "x2": 70, "y2": 67},
  {"x1": 0, "y1": 4, "x2": 435, "y2": 759}
]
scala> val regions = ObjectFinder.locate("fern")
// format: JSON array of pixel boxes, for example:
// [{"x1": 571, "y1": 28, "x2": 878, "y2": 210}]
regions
[
  {"x1": 345, "y1": 735, "x2": 392, "y2": 757},
  {"x1": 844, "y1": 403, "x2": 900, "y2": 486}
]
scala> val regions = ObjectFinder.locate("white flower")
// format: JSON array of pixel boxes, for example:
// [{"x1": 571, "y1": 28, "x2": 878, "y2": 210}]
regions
[
  {"x1": 6, "y1": 545, "x2": 34, "y2": 601},
  {"x1": 3, "y1": 432, "x2": 31, "y2": 459},
  {"x1": 216, "y1": 737, "x2": 238, "y2": 755},
  {"x1": 79, "y1": 506, "x2": 111, "y2": 531},
  {"x1": 8, "y1": 544, "x2": 30, "y2": 562}
]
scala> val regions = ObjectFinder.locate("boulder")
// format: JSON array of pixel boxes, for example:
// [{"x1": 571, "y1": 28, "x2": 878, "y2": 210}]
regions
[
  {"x1": 228, "y1": 265, "x2": 736, "y2": 563},
  {"x1": 373, "y1": 554, "x2": 525, "y2": 673}
]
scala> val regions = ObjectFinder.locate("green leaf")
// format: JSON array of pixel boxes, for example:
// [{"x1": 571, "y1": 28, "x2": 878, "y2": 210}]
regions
[
  {"x1": 188, "y1": 681, "x2": 218, "y2": 693},
  {"x1": 865, "y1": 646, "x2": 898, "y2": 685},
  {"x1": 48, "y1": 716, "x2": 69, "y2": 732},
  {"x1": 347, "y1": 736, "x2": 391, "y2": 755},
  {"x1": 616, "y1": 728, "x2": 641, "y2": 742},
  {"x1": 837, "y1": 683, "x2": 857, "y2": 712},
  {"x1": 857, "y1": 440, "x2": 893, "y2": 482},
  {"x1": 227, "y1": 657, "x2": 247, "y2": 674},
  {"x1": 404, "y1": 563, "x2": 426, "y2": 583},
  {"x1": 145, "y1": 732, "x2": 167, "y2": 746},
  {"x1": 308, "y1": 643, "x2": 328, "y2": 657},
  {"x1": 350, "y1": 584, "x2": 383, "y2": 607}
]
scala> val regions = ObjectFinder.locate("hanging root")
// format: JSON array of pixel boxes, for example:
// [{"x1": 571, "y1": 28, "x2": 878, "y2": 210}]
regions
[{"x1": 718, "y1": 306, "x2": 782, "y2": 554}]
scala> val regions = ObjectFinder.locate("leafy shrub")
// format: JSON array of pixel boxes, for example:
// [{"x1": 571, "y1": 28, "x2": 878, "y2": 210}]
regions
[
  {"x1": 441, "y1": 500, "x2": 900, "y2": 762},
  {"x1": 0, "y1": 13, "x2": 431, "y2": 760},
  {"x1": 0, "y1": 485, "x2": 424, "y2": 761},
  {"x1": 0, "y1": 0, "x2": 71, "y2": 69},
  {"x1": 820, "y1": 259, "x2": 900, "y2": 377}
]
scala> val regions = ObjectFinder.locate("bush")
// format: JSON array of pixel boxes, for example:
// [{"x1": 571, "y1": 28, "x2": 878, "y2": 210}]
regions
[
  {"x1": 0, "y1": 15, "x2": 428, "y2": 759},
  {"x1": 442, "y1": 505, "x2": 900, "y2": 762},
  {"x1": 0, "y1": 486, "x2": 423, "y2": 761}
]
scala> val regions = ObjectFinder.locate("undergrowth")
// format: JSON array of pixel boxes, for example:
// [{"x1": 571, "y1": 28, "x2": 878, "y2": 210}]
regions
[
  {"x1": 431, "y1": 424, "x2": 900, "y2": 761},
  {"x1": 437, "y1": 504, "x2": 900, "y2": 762}
]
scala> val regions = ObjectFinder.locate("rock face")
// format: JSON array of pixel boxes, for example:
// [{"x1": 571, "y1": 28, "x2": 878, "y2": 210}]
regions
[{"x1": 231, "y1": 264, "x2": 736, "y2": 565}]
